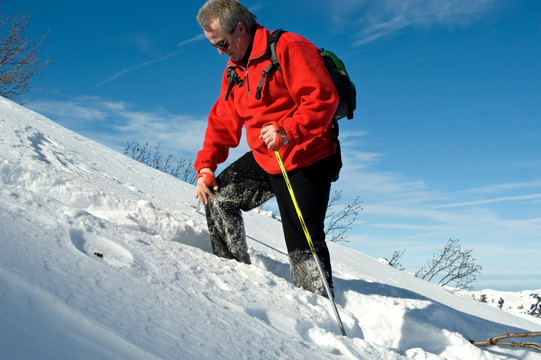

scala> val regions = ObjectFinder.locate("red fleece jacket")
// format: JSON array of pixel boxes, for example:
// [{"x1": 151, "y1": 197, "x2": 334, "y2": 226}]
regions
[{"x1": 195, "y1": 25, "x2": 339, "y2": 175}]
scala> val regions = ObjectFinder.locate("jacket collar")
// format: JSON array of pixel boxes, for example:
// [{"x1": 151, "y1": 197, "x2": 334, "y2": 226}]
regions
[{"x1": 228, "y1": 24, "x2": 268, "y2": 67}]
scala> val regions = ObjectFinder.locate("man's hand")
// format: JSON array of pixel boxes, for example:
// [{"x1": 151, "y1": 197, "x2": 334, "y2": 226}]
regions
[
  {"x1": 195, "y1": 168, "x2": 218, "y2": 205},
  {"x1": 260, "y1": 122, "x2": 289, "y2": 151}
]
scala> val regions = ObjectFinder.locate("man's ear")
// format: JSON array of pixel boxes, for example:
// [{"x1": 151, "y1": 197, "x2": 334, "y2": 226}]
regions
[{"x1": 237, "y1": 21, "x2": 246, "y2": 34}]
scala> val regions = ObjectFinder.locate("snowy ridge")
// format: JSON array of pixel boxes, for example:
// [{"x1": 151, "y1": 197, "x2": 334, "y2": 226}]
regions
[
  {"x1": 463, "y1": 289, "x2": 541, "y2": 320},
  {"x1": 0, "y1": 96, "x2": 540, "y2": 359}
]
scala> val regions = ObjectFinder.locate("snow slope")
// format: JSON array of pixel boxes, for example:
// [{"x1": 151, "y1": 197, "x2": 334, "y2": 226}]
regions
[
  {"x1": 464, "y1": 290, "x2": 541, "y2": 320},
  {"x1": 0, "y1": 96, "x2": 540, "y2": 359}
]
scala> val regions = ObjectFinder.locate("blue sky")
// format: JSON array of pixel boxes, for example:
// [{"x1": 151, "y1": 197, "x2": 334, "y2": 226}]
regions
[{"x1": 6, "y1": 0, "x2": 540, "y2": 291}]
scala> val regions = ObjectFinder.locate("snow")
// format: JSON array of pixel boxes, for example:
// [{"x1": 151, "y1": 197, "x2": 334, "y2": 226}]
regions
[
  {"x1": 0, "y1": 95, "x2": 540, "y2": 359},
  {"x1": 463, "y1": 289, "x2": 541, "y2": 320}
]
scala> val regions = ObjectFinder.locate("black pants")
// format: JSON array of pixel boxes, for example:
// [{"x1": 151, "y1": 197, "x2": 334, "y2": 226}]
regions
[{"x1": 205, "y1": 151, "x2": 334, "y2": 296}]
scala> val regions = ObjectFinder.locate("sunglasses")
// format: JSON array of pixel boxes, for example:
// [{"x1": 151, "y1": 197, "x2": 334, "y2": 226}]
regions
[
  {"x1": 211, "y1": 24, "x2": 238, "y2": 51},
  {"x1": 212, "y1": 33, "x2": 232, "y2": 51}
]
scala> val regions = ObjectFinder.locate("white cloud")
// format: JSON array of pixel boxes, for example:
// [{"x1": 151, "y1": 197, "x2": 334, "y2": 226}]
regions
[
  {"x1": 95, "y1": 51, "x2": 184, "y2": 88},
  {"x1": 96, "y1": 34, "x2": 206, "y2": 88},
  {"x1": 29, "y1": 97, "x2": 107, "y2": 122},
  {"x1": 29, "y1": 97, "x2": 208, "y2": 156},
  {"x1": 436, "y1": 193, "x2": 541, "y2": 209},
  {"x1": 127, "y1": 33, "x2": 162, "y2": 58},
  {"x1": 328, "y1": 0, "x2": 500, "y2": 45},
  {"x1": 336, "y1": 133, "x2": 541, "y2": 266},
  {"x1": 462, "y1": 180, "x2": 541, "y2": 195},
  {"x1": 178, "y1": 33, "x2": 206, "y2": 47}
]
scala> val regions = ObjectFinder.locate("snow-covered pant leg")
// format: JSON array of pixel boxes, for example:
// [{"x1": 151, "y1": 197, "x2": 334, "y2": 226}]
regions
[
  {"x1": 269, "y1": 155, "x2": 335, "y2": 297},
  {"x1": 205, "y1": 152, "x2": 275, "y2": 264},
  {"x1": 289, "y1": 244, "x2": 333, "y2": 298}
]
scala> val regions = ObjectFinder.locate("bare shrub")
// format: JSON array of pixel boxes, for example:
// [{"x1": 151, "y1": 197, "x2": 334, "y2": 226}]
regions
[
  {"x1": 0, "y1": 10, "x2": 49, "y2": 103},
  {"x1": 416, "y1": 239, "x2": 482, "y2": 291},
  {"x1": 124, "y1": 140, "x2": 196, "y2": 184}
]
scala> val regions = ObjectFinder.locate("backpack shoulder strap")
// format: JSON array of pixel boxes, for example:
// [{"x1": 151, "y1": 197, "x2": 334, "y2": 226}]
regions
[
  {"x1": 255, "y1": 29, "x2": 286, "y2": 100},
  {"x1": 268, "y1": 29, "x2": 286, "y2": 71},
  {"x1": 225, "y1": 66, "x2": 243, "y2": 101}
]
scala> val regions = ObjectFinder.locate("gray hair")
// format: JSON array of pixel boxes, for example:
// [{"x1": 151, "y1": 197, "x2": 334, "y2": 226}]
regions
[{"x1": 197, "y1": 0, "x2": 257, "y2": 34}]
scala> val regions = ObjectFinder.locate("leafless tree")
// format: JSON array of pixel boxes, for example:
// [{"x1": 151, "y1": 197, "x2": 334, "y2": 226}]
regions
[
  {"x1": 529, "y1": 294, "x2": 541, "y2": 317},
  {"x1": 0, "y1": 10, "x2": 49, "y2": 103},
  {"x1": 325, "y1": 189, "x2": 362, "y2": 243},
  {"x1": 124, "y1": 140, "x2": 197, "y2": 184},
  {"x1": 387, "y1": 249, "x2": 405, "y2": 270},
  {"x1": 416, "y1": 239, "x2": 482, "y2": 291}
]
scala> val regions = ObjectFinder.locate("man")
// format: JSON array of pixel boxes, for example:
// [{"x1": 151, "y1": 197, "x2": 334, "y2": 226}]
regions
[{"x1": 194, "y1": 0, "x2": 339, "y2": 297}]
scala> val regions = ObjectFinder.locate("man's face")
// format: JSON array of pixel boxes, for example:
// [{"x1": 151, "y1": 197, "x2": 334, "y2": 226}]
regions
[{"x1": 204, "y1": 20, "x2": 244, "y2": 62}]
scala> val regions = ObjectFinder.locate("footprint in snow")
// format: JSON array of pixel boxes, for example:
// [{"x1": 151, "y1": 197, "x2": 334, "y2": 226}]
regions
[{"x1": 69, "y1": 229, "x2": 133, "y2": 268}]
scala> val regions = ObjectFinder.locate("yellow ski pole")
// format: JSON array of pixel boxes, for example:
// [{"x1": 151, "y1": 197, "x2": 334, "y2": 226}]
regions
[{"x1": 275, "y1": 151, "x2": 346, "y2": 336}]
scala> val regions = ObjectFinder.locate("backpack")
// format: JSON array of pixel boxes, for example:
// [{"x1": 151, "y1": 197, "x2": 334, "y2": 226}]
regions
[{"x1": 225, "y1": 29, "x2": 357, "y2": 181}]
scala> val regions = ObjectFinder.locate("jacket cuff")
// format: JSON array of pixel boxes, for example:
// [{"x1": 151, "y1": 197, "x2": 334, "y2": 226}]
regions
[
  {"x1": 281, "y1": 120, "x2": 297, "y2": 145},
  {"x1": 195, "y1": 162, "x2": 217, "y2": 174}
]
